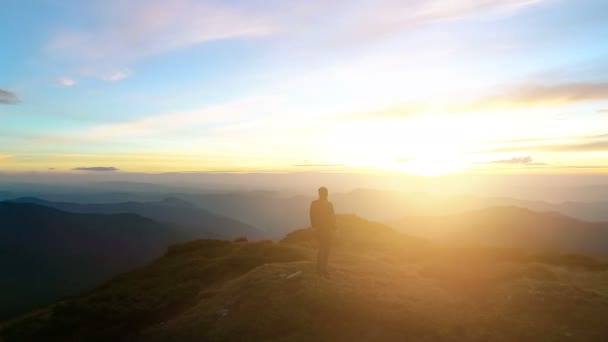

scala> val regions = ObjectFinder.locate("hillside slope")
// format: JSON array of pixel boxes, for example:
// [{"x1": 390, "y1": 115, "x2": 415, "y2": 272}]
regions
[
  {"x1": 3, "y1": 215, "x2": 608, "y2": 341},
  {"x1": 0, "y1": 202, "x2": 189, "y2": 320},
  {"x1": 390, "y1": 206, "x2": 608, "y2": 258}
]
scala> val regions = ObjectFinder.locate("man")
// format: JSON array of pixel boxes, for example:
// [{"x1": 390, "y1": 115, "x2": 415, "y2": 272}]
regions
[{"x1": 309, "y1": 186, "x2": 336, "y2": 277}]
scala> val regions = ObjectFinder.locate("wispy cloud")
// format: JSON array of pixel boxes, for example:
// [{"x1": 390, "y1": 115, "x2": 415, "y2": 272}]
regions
[
  {"x1": 486, "y1": 133, "x2": 608, "y2": 146},
  {"x1": 548, "y1": 141, "x2": 608, "y2": 153},
  {"x1": 0, "y1": 89, "x2": 19, "y2": 104},
  {"x1": 476, "y1": 156, "x2": 548, "y2": 167},
  {"x1": 487, "y1": 137, "x2": 608, "y2": 153},
  {"x1": 41, "y1": 96, "x2": 283, "y2": 143},
  {"x1": 292, "y1": 163, "x2": 346, "y2": 167},
  {"x1": 45, "y1": 0, "x2": 545, "y2": 67},
  {"x1": 483, "y1": 156, "x2": 534, "y2": 164},
  {"x1": 73, "y1": 166, "x2": 119, "y2": 171},
  {"x1": 338, "y1": 0, "x2": 544, "y2": 43},
  {"x1": 598, "y1": 109, "x2": 608, "y2": 113},
  {"x1": 356, "y1": 81, "x2": 608, "y2": 119},
  {"x1": 57, "y1": 77, "x2": 76, "y2": 87},
  {"x1": 100, "y1": 70, "x2": 130, "y2": 81},
  {"x1": 0, "y1": 154, "x2": 12, "y2": 161},
  {"x1": 47, "y1": 0, "x2": 273, "y2": 63},
  {"x1": 78, "y1": 67, "x2": 132, "y2": 81},
  {"x1": 466, "y1": 82, "x2": 608, "y2": 111}
]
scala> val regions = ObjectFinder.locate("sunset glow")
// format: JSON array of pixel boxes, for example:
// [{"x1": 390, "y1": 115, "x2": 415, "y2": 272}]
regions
[{"x1": 2, "y1": 0, "x2": 608, "y2": 175}]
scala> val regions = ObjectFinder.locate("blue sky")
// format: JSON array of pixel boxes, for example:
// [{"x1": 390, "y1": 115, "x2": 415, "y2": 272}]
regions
[{"x1": 1, "y1": 0, "x2": 608, "y2": 175}]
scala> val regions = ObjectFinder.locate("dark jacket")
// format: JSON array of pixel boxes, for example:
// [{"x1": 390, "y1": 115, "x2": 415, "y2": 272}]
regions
[{"x1": 310, "y1": 199, "x2": 336, "y2": 230}]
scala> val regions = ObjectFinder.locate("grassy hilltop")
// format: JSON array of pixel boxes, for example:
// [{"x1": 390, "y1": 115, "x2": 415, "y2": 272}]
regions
[{"x1": 3, "y1": 215, "x2": 608, "y2": 341}]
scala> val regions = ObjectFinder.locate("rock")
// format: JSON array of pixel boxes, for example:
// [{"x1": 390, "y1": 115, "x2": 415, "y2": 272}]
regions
[
  {"x1": 215, "y1": 308, "x2": 229, "y2": 319},
  {"x1": 285, "y1": 270, "x2": 303, "y2": 280},
  {"x1": 233, "y1": 236, "x2": 248, "y2": 243}
]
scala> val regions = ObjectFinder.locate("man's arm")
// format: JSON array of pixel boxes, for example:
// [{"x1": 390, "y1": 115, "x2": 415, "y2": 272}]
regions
[
  {"x1": 329, "y1": 202, "x2": 336, "y2": 229},
  {"x1": 309, "y1": 202, "x2": 317, "y2": 229}
]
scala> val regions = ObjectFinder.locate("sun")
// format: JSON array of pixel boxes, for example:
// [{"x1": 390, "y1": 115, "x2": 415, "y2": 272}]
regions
[{"x1": 328, "y1": 114, "x2": 476, "y2": 176}]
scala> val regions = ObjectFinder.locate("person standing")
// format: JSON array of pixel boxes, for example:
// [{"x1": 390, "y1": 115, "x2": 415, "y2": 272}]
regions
[{"x1": 309, "y1": 186, "x2": 336, "y2": 277}]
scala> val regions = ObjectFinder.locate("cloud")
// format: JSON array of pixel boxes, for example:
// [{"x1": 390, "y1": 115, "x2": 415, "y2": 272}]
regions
[
  {"x1": 47, "y1": 0, "x2": 273, "y2": 63},
  {"x1": 549, "y1": 141, "x2": 608, "y2": 153},
  {"x1": 356, "y1": 81, "x2": 608, "y2": 119},
  {"x1": 339, "y1": 0, "x2": 544, "y2": 44},
  {"x1": 73, "y1": 166, "x2": 119, "y2": 171},
  {"x1": 476, "y1": 156, "x2": 547, "y2": 167},
  {"x1": 78, "y1": 67, "x2": 132, "y2": 81},
  {"x1": 503, "y1": 141, "x2": 608, "y2": 153},
  {"x1": 486, "y1": 133, "x2": 608, "y2": 146},
  {"x1": 467, "y1": 82, "x2": 608, "y2": 110},
  {"x1": 0, "y1": 89, "x2": 18, "y2": 104},
  {"x1": 483, "y1": 156, "x2": 534, "y2": 164},
  {"x1": 57, "y1": 77, "x2": 76, "y2": 87},
  {"x1": 292, "y1": 164, "x2": 346, "y2": 167},
  {"x1": 563, "y1": 165, "x2": 608, "y2": 169},
  {"x1": 0, "y1": 154, "x2": 12, "y2": 161},
  {"x1": 41, "y1": 96, "x2": 282, "y2": 143},
  {"x1": 472, "y1": 156, "x2": 550, "y2": 170},
  {"x1": 598, "y1": 109, "x2": 608, "y2": 113},
  {"x1": 100, "y1": 70, "x2": 130, "y2": 81},
  {"x1": 485, "y1": 135, "x2": 608, "y2": 153},
  {"x1": 45, "y1": 0, "x2": 545, "y2": 67}
]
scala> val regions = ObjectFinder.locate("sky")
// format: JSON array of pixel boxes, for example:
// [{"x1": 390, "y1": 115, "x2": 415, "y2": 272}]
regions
[{"x1": 1, "y1": 0, "x2": 608, "y2": 176}]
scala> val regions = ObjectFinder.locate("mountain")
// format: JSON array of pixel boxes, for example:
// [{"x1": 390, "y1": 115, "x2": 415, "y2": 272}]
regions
[
  {"x1": 11, "y1": 197, "x2": 264, "y2": 240},
  {"x1": 3, "y1": 215, "x2": 608, "y2": 341},
  {"x1": 178, "y1": 189, "x2": 608, "y2": 239},
  {"x1": 0, "y1": 202, "x2": 197, "y2": 320},
  {"x1": 7, "y1": 188, "x2": 608, "y2": 241},
  {"x1": 184, "y1": 191, "x2": 310, "y2": 238},
  {"x1": 332, "y1": 188, "x2": 608, "y2": 222},
  {"x1": 390, "y1": 206, "x2": 608, "y2": 258}
]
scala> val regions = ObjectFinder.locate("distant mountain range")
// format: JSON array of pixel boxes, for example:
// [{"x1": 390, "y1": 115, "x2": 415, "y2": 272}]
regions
[
  {"x1": 185, "y1": 192, "x2": 310, "y2": 238},
  {"x1": 10, "y1": 196, "x2": 264, "y2": 240},
  {"x1": 0, "y1": 197, "x2": 262, "y2": 320},
  {"x1": 4, "y1": 189, "x2": 608, "y2": 320},
  {"x1": 4, "y1": 188, "x2": 608, "y2": 237},
  {"x1": 332, "y1": 189, "x2": 608, "y2": 223},
  {"x1": 390, "y1": 206, "x2": 608, "y2": 258},
  {"x1": 175, "y1": 189, "x2": 608, "y2": 238}
]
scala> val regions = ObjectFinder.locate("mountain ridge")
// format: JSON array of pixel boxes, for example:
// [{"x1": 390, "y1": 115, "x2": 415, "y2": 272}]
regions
[
  {"x1": 9, "y1": 196, "x2": 264, "y2": 240},
  {"x1": 390, "y1": 206, "x2": 608, "y2": 258},
  {"x1": 0, "y1": 201, "x2": 188, "y2": 320}
]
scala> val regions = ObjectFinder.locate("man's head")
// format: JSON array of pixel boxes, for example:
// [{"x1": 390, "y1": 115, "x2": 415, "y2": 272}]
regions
[{"x1": 318, "y1": 186, "x2": 328, "y2": 200}]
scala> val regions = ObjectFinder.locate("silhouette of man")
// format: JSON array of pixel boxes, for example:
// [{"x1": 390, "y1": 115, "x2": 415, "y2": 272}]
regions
[{"x1": 310, "y1": 186, "x2": 336, "y2": 277}]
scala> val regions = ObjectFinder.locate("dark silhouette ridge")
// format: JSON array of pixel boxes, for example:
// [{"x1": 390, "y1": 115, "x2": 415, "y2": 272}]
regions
[
  {"x1": 0, "y1": 201, "x2": 181, "y2": 319},
  {"x1": 10, "y1": 196, "x2": 264, "y2": 240},
  {"x1": 0, "y1": 197, "x2": 262, "y2": 319}
]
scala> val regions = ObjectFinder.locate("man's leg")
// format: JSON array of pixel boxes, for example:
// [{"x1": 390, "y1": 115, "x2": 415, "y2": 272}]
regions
[
  {"x1": 316, "y1": 231, "x2": 324, "y2": 273},
  {"x1": 316, "y1": 243, "x2": 324, "y2": 273},
  {"x1": 320, "y1": 232, "x2": 332, "y2": 274}
]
